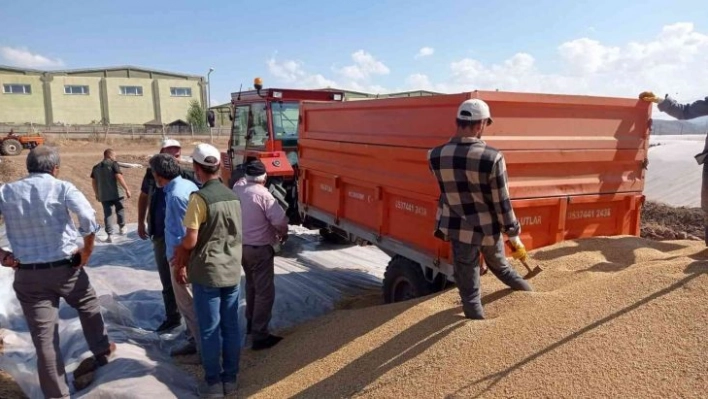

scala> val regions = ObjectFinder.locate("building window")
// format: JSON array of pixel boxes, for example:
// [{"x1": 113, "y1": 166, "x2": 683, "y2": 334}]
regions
[
  {"x1": 119, "y1": 86, "x2": 143, "y2": 96},
  {"x1": 170, "y1": 87, "x2": 192, "y2": 97},
  {"x1": 3, "y1": 84, "x2": 31, "y2": 94},
  {"x1": 64, "y1": 85, "x2": 89, "y2": 95}
]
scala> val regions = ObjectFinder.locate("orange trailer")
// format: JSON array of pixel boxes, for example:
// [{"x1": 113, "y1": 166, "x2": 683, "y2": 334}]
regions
[{"x1": 297, "y1": 91, "x2": 651, "y2": 303}]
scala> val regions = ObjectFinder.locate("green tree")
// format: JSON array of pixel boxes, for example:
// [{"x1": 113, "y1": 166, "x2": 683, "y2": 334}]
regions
[{"x1": 186, "y1": 99, "x2": 207, "y2": 130}]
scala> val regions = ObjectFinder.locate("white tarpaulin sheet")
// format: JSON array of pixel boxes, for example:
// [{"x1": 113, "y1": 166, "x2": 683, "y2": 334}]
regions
[
  {"x1": 0, "y1": 224, "x2": 388, "y2": 398},
  {"x1": 645, "y1": 134, "x2": 707, "y2": 207}
]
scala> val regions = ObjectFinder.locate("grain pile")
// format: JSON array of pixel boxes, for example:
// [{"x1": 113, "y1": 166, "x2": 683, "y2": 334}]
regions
[{"x1": 226, "y1": 236, "x2": 707, "y2": 398}]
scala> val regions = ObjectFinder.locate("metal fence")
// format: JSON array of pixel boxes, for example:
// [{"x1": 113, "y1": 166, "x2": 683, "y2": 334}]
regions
[{"x1": 0, "y1": 123, "x2": 230, "y2": 139}]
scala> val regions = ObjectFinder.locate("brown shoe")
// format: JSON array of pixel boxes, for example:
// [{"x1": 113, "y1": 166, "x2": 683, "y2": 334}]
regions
[{"x1": 73, "y1": 342, "x2": 116, "y2": 391}]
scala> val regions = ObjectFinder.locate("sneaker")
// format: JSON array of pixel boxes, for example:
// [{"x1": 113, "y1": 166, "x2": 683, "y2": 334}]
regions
[
  {"x1": 155, "y1": 318, "x2": 181, "y2": 333},
  {"x1": 105, "y1": 234, "x2": 113, "y2": 243},
  {"x1": 170, "y1": 341, "x2": 197, "y2": 357},
  {"x1": 198, "y1": 381, "x2": 225, "y2": 398},
  {"x1": 119, "y1": 226, "x2": 127, "y2": 235},
  {"x1": 73, "y1": 342, "x2": 117, "y2": 391},
  {"x1": 223, "y1": 381, "x2": 238, "y2": 397},
  {"x1": 251, "y1": 334, "x2": 283, "y2": 351}
]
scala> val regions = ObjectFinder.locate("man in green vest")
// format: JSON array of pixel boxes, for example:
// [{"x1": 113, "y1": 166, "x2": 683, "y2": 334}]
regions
[
  {"x1": 91, "y1": 149, "x2": 131, "y2": 243},
  {"x1": 173, "y1": 143, "x2": 243, "y2": 398}
]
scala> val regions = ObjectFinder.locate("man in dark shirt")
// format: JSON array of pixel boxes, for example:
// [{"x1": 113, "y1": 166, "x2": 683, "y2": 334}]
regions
[
  {"x1": 91, "y1": 149, "x2": 131, "y2": 243},
  {"x1": 137, "y1": 139, "x2": 197, "y2": 340}
]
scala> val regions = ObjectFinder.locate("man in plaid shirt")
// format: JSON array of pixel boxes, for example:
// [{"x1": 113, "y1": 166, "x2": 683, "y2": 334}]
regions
[{"x1": 428, "y1": 99, "x2": 533, "y2": 320}]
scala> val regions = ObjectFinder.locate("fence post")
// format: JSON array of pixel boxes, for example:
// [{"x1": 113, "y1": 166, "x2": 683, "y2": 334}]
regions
[
  {"x1": 191, "y1": 124, "x2": 194, "y2": 138},
  {"x1": 104, "y1": 125, "x2": 109, "y2": 142}
]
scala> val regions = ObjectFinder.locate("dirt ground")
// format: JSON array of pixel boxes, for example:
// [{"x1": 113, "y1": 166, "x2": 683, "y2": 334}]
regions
[
  {"x1": 640, "y1": 200, "x2": 705, "y2": 241},
  {"x1": 0, "y1": 138, "x2": 705, "y2": 398}
]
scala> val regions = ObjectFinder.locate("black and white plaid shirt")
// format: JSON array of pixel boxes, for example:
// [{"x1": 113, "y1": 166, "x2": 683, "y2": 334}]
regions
[{"x1": 427, "y1": 136, "x2": 520, "y2": 246}]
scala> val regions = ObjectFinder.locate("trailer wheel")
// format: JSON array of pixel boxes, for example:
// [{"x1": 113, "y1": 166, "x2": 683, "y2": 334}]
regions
[
  {"x1": 1, "y1": 139, "x2": 22, "y2": 156},
  {"x1": 383, "y1": 256, "x2": 433, "y2": 303},
  {"x1": 319, "y1": 228, "x2": 349, "y2": 245}
]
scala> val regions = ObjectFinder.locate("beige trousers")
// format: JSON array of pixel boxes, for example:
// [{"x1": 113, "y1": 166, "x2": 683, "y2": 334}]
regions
[{"x1": 169, "y1": 261, "x2": 200, "y2": 348}]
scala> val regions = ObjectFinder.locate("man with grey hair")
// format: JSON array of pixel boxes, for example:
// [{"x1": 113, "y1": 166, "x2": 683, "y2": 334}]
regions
[
  {"x1": 149, "y1": 153, "x2": 200, "y2": 357},
  {"x1": 0, "y1": 145, "x2": 115, "y2": 398},
  {"x1": 232, "y1": 159, "x2": 288, "y2": 350},
  {"x1": 137, "y1": 139, "x2": 196, "y2": 334}
]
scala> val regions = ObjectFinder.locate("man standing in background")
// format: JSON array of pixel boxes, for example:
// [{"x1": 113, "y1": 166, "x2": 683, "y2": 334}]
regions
[
  {"x1": 91, "y1": 148, "x2": 131, "y2": 243},
  {"x1": 232, "y1": 159, "x2": 288, "y2": 350},
  {"x1": 137, "y1": 139, "x2": 196, "y2": 334}
]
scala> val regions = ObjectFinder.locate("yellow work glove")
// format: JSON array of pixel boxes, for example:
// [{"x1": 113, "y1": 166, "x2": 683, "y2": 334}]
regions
[
  {"x1": 638, "y1": 91, "x2": 661, "y2": 103},
  {"x1": 508, "y1": 236, "x2": 528, "y2": 261}
]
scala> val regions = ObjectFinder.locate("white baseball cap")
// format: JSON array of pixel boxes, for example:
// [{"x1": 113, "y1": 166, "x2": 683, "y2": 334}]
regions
[
  {"x1": 191, "y1": 143, "x2": 221, "y2": 166},
  {"x1": 161, "y1": 138, "x2": 181, "y2": 149},
  {"x1": 457, "y1": 99, "x2": 493, "y2": 125}
]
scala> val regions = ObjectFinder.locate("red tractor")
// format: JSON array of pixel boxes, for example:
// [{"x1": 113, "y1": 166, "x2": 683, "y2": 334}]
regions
[
  {"x1": 0, "y1": 129, "x2": 44, "y2": 156},
  {"x1": 221, "y1": 78, "x2": 344, "y2": 226}
]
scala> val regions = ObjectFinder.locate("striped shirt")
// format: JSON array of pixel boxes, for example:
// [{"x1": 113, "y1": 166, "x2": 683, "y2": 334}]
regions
[
  {"x1": 0, "y1": 173, "x2": 100, "y2": 263},
  {"x1": 427, "y1": 136, "x2": 520, "y2": 246}
]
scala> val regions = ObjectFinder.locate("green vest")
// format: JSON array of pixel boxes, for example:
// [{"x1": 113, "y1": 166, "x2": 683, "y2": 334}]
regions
[{"x1": 188, "y1": 178, "x2": 242, "y2": 287}]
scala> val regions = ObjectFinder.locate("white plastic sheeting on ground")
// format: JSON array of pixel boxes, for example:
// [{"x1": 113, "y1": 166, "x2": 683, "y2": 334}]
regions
[
  {"x1": 0, "y1": 224, "x2": 388, "y2": 398},
  {"x1": 645, "y1": 134, "x2": 707, "y2": 207}
]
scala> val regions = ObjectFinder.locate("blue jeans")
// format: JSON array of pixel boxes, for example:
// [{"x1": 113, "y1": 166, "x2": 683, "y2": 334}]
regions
[{"x1": 192, "y1": 283, "x2": 241, "y2": 384}]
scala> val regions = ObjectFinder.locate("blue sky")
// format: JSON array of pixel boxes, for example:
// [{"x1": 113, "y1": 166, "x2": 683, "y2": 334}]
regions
[{"x1": 1, "y1": 0, "x2": 707, "y2": 114}]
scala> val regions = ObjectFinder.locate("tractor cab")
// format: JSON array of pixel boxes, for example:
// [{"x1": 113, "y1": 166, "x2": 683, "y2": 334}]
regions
[{"x1": 222, "y1": 78, "x2": 344, "y2": 223}]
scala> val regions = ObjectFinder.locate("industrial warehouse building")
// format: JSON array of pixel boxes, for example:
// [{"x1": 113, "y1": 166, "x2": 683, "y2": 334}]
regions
[{"x1": 0, "y1": 65, "x2": 206, "y2": 126}]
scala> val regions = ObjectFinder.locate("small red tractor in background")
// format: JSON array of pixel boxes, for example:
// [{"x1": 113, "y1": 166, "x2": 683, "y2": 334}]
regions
[
  {"x1": 0, "y1": 130, "x2": 44, "y2": 156},
  {"x1": 221, "y1": 78, "x2": 344, "y2": 230}
]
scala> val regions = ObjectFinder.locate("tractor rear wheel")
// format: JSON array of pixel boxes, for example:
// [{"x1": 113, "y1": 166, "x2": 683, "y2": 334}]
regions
[
  {"x1": 1, "y1": 139, "x2": 22, "y2": 156},
  {"x1": 383, "y1": 256, "x2": 434, "y2": 303},
  {"x1": 266, "y1": 178, "x2": 301, "y2": 225}
]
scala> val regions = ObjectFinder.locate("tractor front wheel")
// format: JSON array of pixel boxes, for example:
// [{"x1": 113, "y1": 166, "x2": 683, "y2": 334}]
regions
[{"x1": 1, "y1": 139, "x2": 22, "y2": 156}]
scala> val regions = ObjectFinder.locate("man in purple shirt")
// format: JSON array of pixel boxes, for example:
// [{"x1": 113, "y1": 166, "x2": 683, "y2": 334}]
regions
[{"x1": 232, "y1": 159, "x2": 288, "y2": 350}]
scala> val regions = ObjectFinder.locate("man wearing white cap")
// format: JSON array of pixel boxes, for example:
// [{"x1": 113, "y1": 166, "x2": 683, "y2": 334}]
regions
[
  {"x1": 427, "y1": 99, "x2": 533, "y2": 320},
  {"x1": 174, "y1": 143, "x2": 243, "y2": 398},
  {"x1": 137, "y1": 138, "x2": 198, "y2": 340}
]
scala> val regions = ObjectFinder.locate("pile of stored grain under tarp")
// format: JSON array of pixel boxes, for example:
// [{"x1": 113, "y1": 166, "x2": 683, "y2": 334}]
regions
[{"x1": 223, "y1": 236, "x2": 707, "y2": 398}]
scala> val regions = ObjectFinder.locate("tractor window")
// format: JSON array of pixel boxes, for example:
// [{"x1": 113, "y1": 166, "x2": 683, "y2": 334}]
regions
[
  {"x1": 248, "y1": 102, "x2": 268, "y2": 148},
  {"x1": 231, "y1": 105, "x2": 250, "y2": 148},
  {"x1": 272, "y1": 102, "x2": 300, "y2": 139}
]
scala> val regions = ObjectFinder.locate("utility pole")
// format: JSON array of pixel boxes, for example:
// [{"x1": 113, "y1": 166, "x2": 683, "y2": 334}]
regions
[{"x1": 207, "y1": 67, "x2": 214, "y2": 110}]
